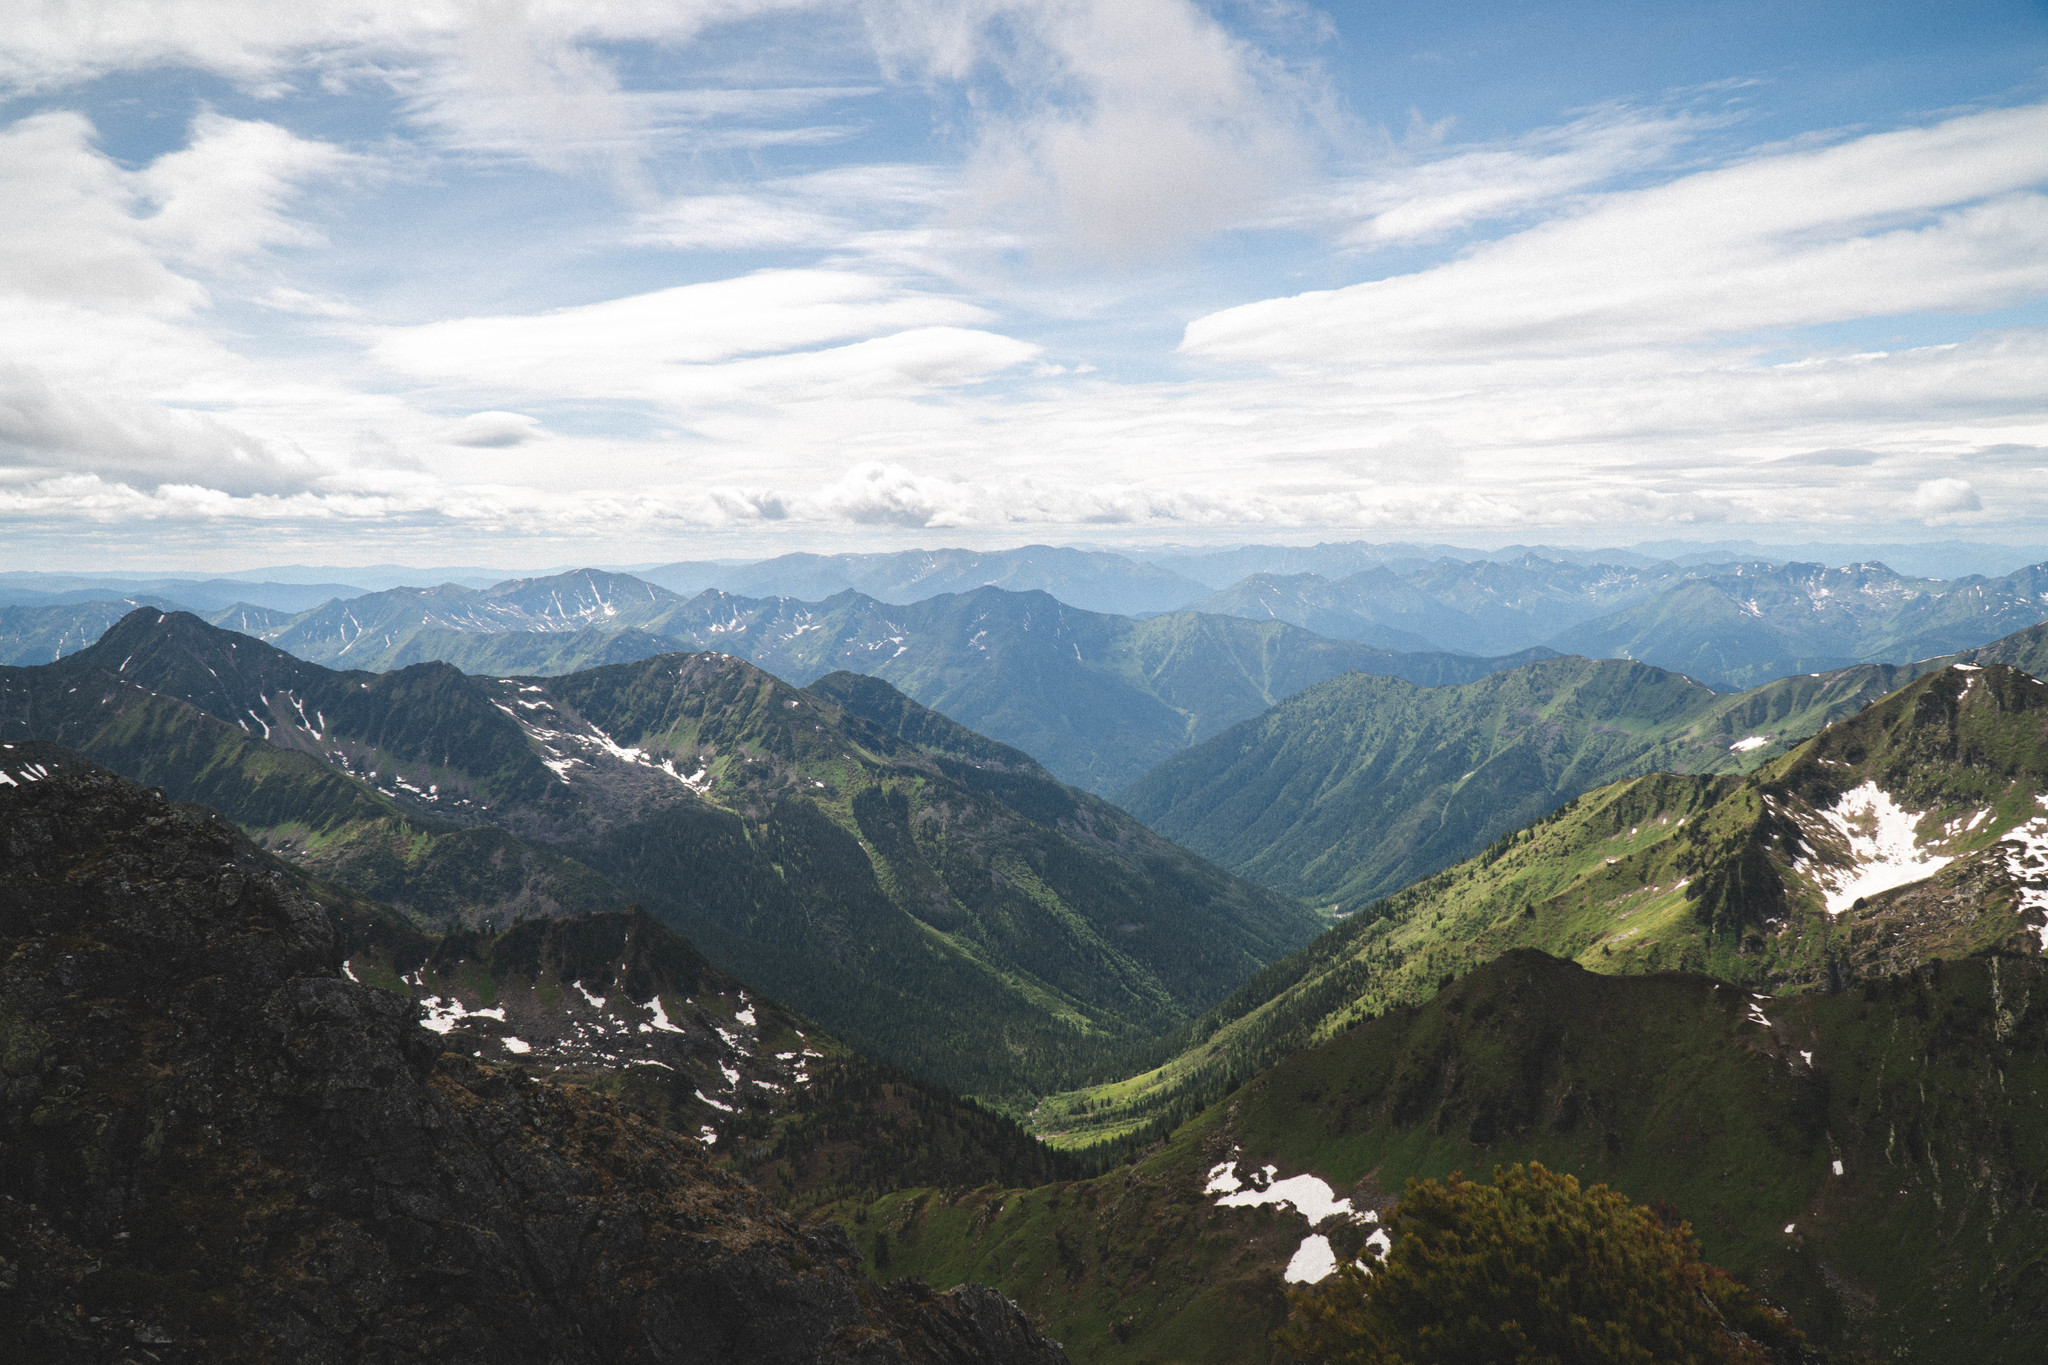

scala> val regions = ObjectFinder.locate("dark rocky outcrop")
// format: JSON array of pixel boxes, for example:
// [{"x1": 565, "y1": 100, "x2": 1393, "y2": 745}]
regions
[{"x1": 0, "y1": 747, "x2": 1066, "y2": 1364}]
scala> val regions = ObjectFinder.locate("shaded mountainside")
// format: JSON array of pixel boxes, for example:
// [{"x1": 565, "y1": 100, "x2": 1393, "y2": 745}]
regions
[
  {"x1": 0, "y1": 758, "x2": 1067, "y2": 1364},
  {"x1": 331, "y1": 903, "x2": 1081, "y2": 1212},
  {"x1": 0, "y1": 610, "x2": 1315, "y2": 1102},
  {"x1": 1121, "y1": 652, "x2": 1952, "y2": 912},
  {"x1": 850, "y1": 949, "x2": 2048, "y2": 1365},
  {"x1": 1053, "y1": 661, "x2": 2048, "y2": 1146}
]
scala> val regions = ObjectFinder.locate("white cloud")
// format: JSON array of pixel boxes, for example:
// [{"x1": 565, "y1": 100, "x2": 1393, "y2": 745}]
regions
[
  {"x1": 0, "y1": 2, "x2": 831, "y2": 177},
  {"x1": 369, "y1": 270, "x2": 1036, "y2": 404},
  {"x1": 444, "y1": 411, "x2": 543, "y2": 446},
  {"x1": 866, "y1": 0, "x2": 1329, "y2": 261},
  {"x1": 1310, "y1": 104, "x2": 1710, "y2": 247},
  {"x1": 1184, "y1": 101, "x2": 2048, "y2": 366},
  {"x1": 0, "y1": 363, "x2": 321, "y2": 496},
  {"x1": 1906, "y1": 477, "x2": 1982, "y2": 519},
  {"x1": 138, "y1": 110, "x2": 360, "y2": 270},
  {"x1": 0, "y1": 112, "x2": 201, "y2": 312}
]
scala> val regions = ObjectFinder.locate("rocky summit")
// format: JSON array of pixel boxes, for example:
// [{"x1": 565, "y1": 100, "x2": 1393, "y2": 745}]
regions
[{"x1": 0, "y1": 746, "x2": 1067, "y2": 1365}]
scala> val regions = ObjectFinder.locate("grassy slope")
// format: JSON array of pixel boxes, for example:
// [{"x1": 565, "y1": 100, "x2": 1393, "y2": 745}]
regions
[
  {"x1": 1122, "y1": 653, "x2": 1947, "y2": 911},
  {"x1": 848, "y1": 949, "x2": 2048, "y2": 1365},
  {"x1": 1048, "y1": 662, "x2": 2048, "y2": 1148}
]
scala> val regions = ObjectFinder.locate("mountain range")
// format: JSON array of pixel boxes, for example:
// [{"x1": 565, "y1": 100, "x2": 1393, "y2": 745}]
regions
[
  {"x1": 13, "y1": 570, "x2": 1546, "y2": 795},
  {"x1": 7, "y1": 580, "x2": 2048, "y2": 1364},
  {"x1": 0, "y1": 607, "x2": 1316, "y2": 1102},
  {"x1": 10, "y1": 552, "x2": 2046, "y2": 799},
  {"x1": 1189, "y1": 556, "x2": 2048, "y2": 684}
]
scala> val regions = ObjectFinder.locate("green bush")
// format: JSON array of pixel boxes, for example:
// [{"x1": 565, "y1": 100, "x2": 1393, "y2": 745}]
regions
[{"x1": 1278, "y1": 1163, "x2": 1803, "y2": 1365}]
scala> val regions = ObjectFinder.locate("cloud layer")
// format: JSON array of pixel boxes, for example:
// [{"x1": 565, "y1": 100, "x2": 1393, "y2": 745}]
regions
[{"x1": 0, "y1": 4, "x2": 2044, "y2": 564}]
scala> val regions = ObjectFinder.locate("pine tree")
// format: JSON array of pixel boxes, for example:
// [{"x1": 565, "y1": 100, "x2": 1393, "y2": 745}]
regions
[{"x1": 1278, "y1": 1163, "x2": 1804, "y2": 1365}]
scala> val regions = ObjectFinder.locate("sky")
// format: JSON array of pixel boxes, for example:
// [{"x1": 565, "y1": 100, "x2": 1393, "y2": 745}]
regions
[{"x1": 2, "y1": 0, "x2": 2047, "y2": 571}]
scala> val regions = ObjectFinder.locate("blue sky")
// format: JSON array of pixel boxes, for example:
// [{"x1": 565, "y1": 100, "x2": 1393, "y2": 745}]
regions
[{"x1": 2, "y1": 0, "x2": 2045, "y2": 570}]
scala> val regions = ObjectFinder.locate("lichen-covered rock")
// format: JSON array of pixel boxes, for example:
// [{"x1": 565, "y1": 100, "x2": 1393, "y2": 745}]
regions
[{"x1": 0, "y1": 747, "x2": 1066, "y2": 1365}]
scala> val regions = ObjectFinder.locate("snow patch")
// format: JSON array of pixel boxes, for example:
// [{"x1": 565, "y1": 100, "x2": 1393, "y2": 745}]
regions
[
  {"x1": 1729, "y1": 736, "x2": 1770, "y2": 753},
  {"x1": 417, "y1": 996, "x2": 507, "y2": 1035},
  {"x1": 1213, "y1": 1166, "x2": 1356, "y2": 1224},
  {"x1": 501, "y1": 1037, "x2": 531, "y2": 1054},
  {"x1": 574, "y1": 981, "x2": 608, "y2": 1010},
  {"x1": 1998, "y1": 813, "x2": 2048, "y2": 950},
  {"x1": 1285, "y1": 1235, "x2": 1338, "y2": 1284},
  {"x1": 641, "y1": 996, "x2": 686, "y2": 1033},
  {"x1": 1832, "y1": 1159, "x2": 1844, "y2": 1176},
  {"x1": 1800, "y1": 782, "x2": 1954, "y2": 916},
  {"x1": 340, "y1": 958, "x2": 360, "y2": 983},
  {"x1": 695, "y1": 1089, "x2": 735, "y2": 1113}
]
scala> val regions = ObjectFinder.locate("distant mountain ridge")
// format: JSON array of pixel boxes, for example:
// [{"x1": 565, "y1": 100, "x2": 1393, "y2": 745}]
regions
[
  {"x1": 1186, "y1": 555, "x2": 2048, "y2": 683},
  {"x1": 1, "y1": 574, "x2": 1552, "y2": 795},
  {"x1": 12, "y1": 550, "x2": 2043, "y2": 791},
  {"x1": 641, "y1": 544, "x2": 1211, "y2": 616},
  {"x1": 0, "y1": 608, "x2": 1316, "y2": 1100}
]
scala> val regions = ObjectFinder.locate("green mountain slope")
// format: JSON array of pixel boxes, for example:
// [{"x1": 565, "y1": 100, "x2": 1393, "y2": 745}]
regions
[
  {"x1": 376, "y1": 624, "x2": 683, "y2": 673},
  {"x1": 4, "y1": 608, "x2": 1317, "y2": 1101},
  {"x1": 1055, "y1": 660, "x2": 2048, "y2": 1146},
  {"x1": 852, "y1": 948, "x2": 2048, "y2": 1365},
  {"x1": 1966, "y1": 618, "x2": 2048, "y2": 674},
  {"x1": 1123, "y1": 652, "x2": 1951, "y2": 911}
]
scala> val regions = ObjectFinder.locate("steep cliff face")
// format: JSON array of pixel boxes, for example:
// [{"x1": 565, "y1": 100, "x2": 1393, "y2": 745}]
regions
[{"x1": 0, "y1": 748, "x2": 1066, "y2": 1365}]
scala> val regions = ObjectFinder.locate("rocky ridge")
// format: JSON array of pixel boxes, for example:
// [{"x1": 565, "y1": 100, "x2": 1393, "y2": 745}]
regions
[{"x1": 0, "y1": 749, "x2": 1066, "y2": 1364}]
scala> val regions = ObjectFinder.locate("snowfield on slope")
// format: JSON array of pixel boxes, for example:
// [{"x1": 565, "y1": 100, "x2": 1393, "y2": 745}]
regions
[{"x1": 1800, "y1": 782, "x2": 1955, "y2": 916}]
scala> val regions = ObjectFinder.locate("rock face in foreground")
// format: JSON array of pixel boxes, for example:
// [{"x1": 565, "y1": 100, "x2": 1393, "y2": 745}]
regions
[{"x1": 0, "y1": 747, "x2": 1067, "y2": 1365}]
